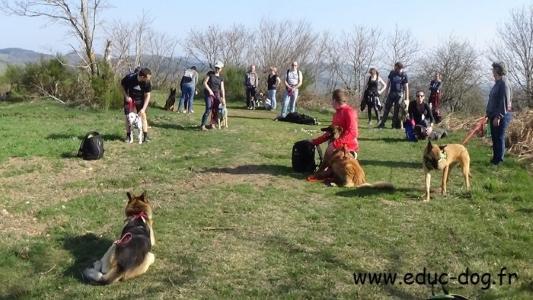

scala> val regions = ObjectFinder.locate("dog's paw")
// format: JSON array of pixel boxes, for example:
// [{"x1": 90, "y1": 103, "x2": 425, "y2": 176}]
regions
[{"x1": 83, "y1": 267, "x2": 103, "y2": 282}]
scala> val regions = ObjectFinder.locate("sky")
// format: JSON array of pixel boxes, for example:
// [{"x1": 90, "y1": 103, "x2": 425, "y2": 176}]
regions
[{"x1": 1, "y1": 0, "x2": 531, "y2": 56}]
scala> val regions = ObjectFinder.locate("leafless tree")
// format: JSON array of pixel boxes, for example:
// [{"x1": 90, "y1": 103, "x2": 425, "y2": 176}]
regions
[
  {"x1": 1, "y1": 0, "x2": 107, "y2": 76},
  {"x1": 490, "y1": 5, "x2": 533, "y2": 108},
  {"x1": 383, "y1": 25, "x2": 419, "y2": 70},
  {"x1": 218, "y1": 25, "x2": 254, "y2": 67},
  {"x1": 418, "y1": 36, "x2": 483, "y2": 113},
  {"x1": 254, "y1": 19, "x2": 318, "y2": 73},
  {"x1": 325, "y1": 26, "x2": 381, "y2": 97},
  {"x1": 144, "y1": 31, "x2": 180, "y2": 87}
]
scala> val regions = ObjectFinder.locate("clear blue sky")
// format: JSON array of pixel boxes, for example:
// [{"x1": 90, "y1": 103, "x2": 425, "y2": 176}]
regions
[{"x1": 1, "y1": 0, "x2": 531, "y2": 55}]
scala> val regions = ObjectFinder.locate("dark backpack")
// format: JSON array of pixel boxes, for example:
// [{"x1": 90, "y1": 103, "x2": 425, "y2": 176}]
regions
[
  {"x1": 292, "y1": 140, "x2": 323, "y2": 173},
  {"x1": 78, "y1": 132, "x2": 104, "y2": 160},
  {"x1": 279, "y1": 112, "x2": 318, "y2": 125}
]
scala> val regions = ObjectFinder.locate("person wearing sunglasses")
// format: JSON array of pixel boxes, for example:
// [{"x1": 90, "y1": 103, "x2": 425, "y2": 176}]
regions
[{"x1": 407, "y1": 91, "x2": 435, "y2": 140}]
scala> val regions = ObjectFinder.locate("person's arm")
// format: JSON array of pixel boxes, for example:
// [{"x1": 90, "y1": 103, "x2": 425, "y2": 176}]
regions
[
  {"x1": 276, "y1": 76, "x2": 281, "y2": 87},
  {"x1": 140, "y1": 92, "x2": 151, "y2": 113},
  {"x1": 254, "y1": 73, "x2": 259, "y2": 87},
  {"x1": 297, "y1": 70, "x2": 303, "y2": 89},
  {"x1": 220, "y1": 81, "x2": 226, "y2": 105},
  {"x1": 378, "y1": 76, "x2": 387, "y2": 95},
  {"x1": 404, "y1": 82, "x2": 409, "y2": 101},
  {"x1": 204, "y1": 76, "x2": 214, "y2": 96}
]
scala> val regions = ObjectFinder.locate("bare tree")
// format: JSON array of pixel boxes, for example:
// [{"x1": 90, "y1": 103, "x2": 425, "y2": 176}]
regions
[
  {"x1": 183, "y1": 25, "x2": 223, "y2": 67},
  {"x1": 383, "y1": 25, "x2": 419, "y2": 69},
  {"x1": 144, "y1": 31, "x2": 180, "y2": 87},
  {"x1": 325, "y1": 26, "x2": 381, "y2": 97},
  {"x1": 218, "y1": 25, "x2": 254, "y2": 67},
  {"x1": 418, "y1": 36, "x2": 483, "y2": 113},
  {"x1": 1, "y1": 0, "x2": 107, "y2": 76},
  {"x1": 490, "y1": 5, "x2": 533, "y2": 108},
  {"x1": 254, "y1": 19, "x2": 318, "y2": 72}
]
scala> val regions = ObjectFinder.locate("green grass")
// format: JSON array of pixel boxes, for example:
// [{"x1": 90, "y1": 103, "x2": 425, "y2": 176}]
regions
[{"x1": 0, "y1": 94, "x2": 532, "y2": 299}]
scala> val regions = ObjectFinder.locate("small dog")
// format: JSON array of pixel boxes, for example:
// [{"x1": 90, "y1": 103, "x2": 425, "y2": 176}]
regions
[
  {"x1": 313, "y1": 125, "x2": 393, "y2": 189},
  {"x1": 217, "y1": 104, "x2": 228, "y2": 129},
  {"x1": 83, "y1": 191, "x2": 155, "y2": 284},
  {"x1": 423, "y1": 140, "x2": 471, "y2": 201},
  {"x1": 127, "y1": 112, "x2": 143, "y2": 144},
  {"x1": 164, "y1": 88, "x2": 177, "y2": 111}
]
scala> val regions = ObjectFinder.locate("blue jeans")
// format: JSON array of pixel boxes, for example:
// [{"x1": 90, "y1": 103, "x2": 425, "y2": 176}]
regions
[
  {"x1": 489, "y1": 112, "x2": 512, "y2": 165},
  {"x1": 178, "y1": 83, "x2": 195, "y2": 112},
  {"x1": 280, "y1": 88, "x2": 299, "y2": 117},
  {"x1": 267, "y1": 89, "x2": 277, "y2": 110},
  {"x1": 201, "y1": 92, "x2": 219, "y2": 126}
]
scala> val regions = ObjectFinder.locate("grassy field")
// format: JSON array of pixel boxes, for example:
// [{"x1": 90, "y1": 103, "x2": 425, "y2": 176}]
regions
[{"x1": 0, "y1": 93, "x2": 532, "y2": 299}]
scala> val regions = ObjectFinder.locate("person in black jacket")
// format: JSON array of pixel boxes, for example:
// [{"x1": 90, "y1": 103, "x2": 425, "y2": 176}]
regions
[{"x1": 408, "y1": 90, "x2": 434, "y2": 139}]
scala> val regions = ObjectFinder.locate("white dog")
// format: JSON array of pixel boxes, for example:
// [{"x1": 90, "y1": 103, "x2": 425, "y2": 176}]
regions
[{"x1": 127, "y1": 112, "x2": 143, "y2": 144}]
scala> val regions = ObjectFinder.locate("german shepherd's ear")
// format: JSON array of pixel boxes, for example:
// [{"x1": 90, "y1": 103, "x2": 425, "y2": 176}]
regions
[
  {"x1": 140, "y1": 191, "x2": 147, "y2": 202},
  {"x1": 127, "y1": 192, "x2": 133, "y2": 202},
  {"x1": 426, "y1": 140, "x2": 433, "y2": 150}
]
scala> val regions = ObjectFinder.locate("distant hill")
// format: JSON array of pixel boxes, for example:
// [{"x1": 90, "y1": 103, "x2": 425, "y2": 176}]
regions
[{"x1": 0, "y1": 48, "x2": 83, "y2": 73}]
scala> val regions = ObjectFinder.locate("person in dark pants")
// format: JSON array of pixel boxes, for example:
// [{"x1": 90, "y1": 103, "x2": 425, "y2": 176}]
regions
[
  {"x1": 486, "y1": 62, "x2": 512, "y2": 166},
  {"x1": 407, "y1": 91, "x2": 435, "y2": 140},
  {"x1": 361, "y1": 67, "x2": 386, "y2": 126},
  {"x1": 428, "y1": 72, "x2": 443, "y2": 124},
  {"x1": 201, "y1": 61, "x2": 226, "y2": 131},
  {"x1": 244, "y1": 64, "x2": 258, "y2": 109},
  {"x1": 377, "y1": 62, "x2": 409, "y2": 129},
  {"x1": 121, "y1": 68, "x2": 152, "y2": 142}
]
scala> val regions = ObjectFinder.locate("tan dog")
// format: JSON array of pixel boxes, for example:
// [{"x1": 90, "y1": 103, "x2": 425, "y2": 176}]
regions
[
  {"x1": 83, "y1": 191, "x2": 155, "y2": 284},
  {"x1": 313, "y1": 125, "x2": 393, "y2": 189},
  {"x1": 423, "y1": 140, "x2": 471, "y2": 201}
]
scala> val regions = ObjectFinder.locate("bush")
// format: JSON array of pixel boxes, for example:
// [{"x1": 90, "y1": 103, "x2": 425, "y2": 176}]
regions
[{"x1": 91, "y1": 61, "x2": 123, "y2": 110}]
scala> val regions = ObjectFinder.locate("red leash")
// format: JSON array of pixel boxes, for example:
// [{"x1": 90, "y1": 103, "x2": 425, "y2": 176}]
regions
[
  {"x1": 114, "y1": 212, "x2": 149, "y2": 246},
  {"x1": 462, "y1": 117, "x2": 486, "y2": 145}
]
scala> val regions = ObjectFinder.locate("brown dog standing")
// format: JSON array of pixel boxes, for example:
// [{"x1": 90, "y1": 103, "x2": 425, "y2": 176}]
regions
[{"x1": 423, "y1": 140, "x2": 471, "y2": 201}]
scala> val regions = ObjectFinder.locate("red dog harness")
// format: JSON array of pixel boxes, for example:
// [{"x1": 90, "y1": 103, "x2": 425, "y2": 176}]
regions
[{"x1": 114, "y1": 211, "x2": 149, "y2": 246}]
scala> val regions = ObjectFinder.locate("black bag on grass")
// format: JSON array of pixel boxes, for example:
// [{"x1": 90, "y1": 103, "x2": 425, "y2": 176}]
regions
[
  {"x1": 78, "y1": 132, "x2": 104, "y2": 160},
  {"x1": 291, "y1": 140, "x2": 323, "y2": 173},
  {"x1": 279, "y1": 112, "x2": 318, "y2": 125}
]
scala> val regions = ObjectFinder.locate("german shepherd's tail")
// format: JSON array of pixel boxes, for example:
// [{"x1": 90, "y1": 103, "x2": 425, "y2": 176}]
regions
[{"x1": 356, "y1": 181, "x2": 395, "y2": 190}]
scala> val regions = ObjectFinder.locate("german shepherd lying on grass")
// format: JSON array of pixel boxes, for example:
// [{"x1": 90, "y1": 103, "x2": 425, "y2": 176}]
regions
[
  {"x1": 313, "y1": 125, "x2": 393, "y2": 189},
  {"x1": 83, "y1": 191, "x2": 155, "y2": 284}
]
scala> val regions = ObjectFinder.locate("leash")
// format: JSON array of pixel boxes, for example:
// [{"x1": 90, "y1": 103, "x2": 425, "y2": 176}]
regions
[
  {"x1": 462, "y1": 117, "x2": 486, "y2": 145},
  {"x1": 115, "y1": 211, "x2": 149, "y2": 246}
]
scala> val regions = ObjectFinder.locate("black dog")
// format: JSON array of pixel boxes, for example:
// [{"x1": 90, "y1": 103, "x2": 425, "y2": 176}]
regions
[{"x1": 164, "y1": 88, "x2": 177, "y2": 111}]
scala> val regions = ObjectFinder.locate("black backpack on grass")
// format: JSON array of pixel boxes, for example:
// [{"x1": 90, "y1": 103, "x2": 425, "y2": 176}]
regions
[
  {"x1": 78, "y1": 132, "x2": 104, "y2": 160},
  {"x1": 291, "y1": 140, "x2": 323, "y2": 173}
]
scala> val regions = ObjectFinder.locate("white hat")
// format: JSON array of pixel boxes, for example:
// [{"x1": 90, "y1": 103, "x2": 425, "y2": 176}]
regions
[{"x1": 214, "y1": 61, "x2": 224, "y2": 69}]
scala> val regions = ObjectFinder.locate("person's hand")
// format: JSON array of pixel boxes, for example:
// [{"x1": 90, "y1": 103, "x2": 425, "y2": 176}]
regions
[
  {"x1": 492, "y1": 117, "x2": 501, "y2": 127},
  {"x1": 426, "y1": 126, "x2": 433, "y2": 135},
  {"x1": 125, "y1": 96, "x2": 132, "y2": 103},
  {"x1": 195, "y1": 90, "x2": 198, "y2": 95},
  {"x1": 209, "y1": 91, "x2": 214, "y2": 97},
  {"x1": 139, "y1": 108, "x2": 145, "y2": 115}
]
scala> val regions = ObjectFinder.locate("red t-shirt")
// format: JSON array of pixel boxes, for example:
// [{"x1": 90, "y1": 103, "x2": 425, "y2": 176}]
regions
[{"x1": 312, "y1": 104, "x2": 359, "y2": 152}]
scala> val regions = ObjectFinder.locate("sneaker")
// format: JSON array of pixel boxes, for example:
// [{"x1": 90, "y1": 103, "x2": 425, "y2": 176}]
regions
[
  {"x1": 189, "y1": 110, "x2": 194, "y2": 113},
  {"x1": 200, "y1": 125, "x2": 208, "y2": 131}
]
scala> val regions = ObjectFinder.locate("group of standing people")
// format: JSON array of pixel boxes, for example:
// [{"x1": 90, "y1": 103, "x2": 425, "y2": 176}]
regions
[{"x1": 120, "y1": 59, "x2": 512, "y2": 166}]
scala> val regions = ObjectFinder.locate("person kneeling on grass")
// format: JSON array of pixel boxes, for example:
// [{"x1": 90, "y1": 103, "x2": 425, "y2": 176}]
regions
[{"x1": 310, "y1": 88, "x2": 359, "y2": 158}]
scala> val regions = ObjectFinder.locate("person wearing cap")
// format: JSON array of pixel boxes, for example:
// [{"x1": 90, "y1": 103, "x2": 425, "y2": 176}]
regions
[
  {"x1": 178, "y1": 66, "x2": 198, "y2": 113},
  {"x1": 201, "y1": 61, "x2": 225, "y2": 130},
  {"x1": 486, "y1": 62, "x2": 512, "y2": 165}
]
